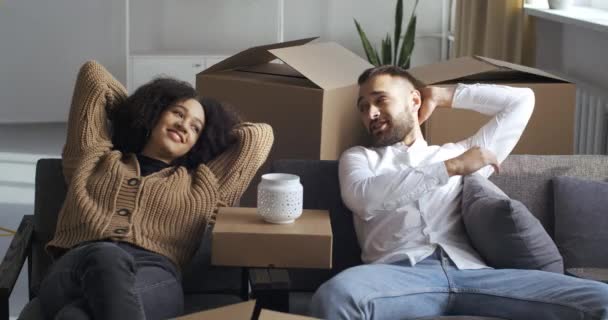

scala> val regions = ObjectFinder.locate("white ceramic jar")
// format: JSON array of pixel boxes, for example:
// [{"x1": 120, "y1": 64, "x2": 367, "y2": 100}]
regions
[
  {"x1": 257, "y1": 173, "x2": 303, "y2": 224},
  {"x1": 548, "y1": 0, "x2": 573, "y2": 9}
]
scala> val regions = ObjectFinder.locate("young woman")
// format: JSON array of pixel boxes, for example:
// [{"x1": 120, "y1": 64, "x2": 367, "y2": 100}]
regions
[{"x1": 38, "y1": 61, "x2": 273, "y2": 320}]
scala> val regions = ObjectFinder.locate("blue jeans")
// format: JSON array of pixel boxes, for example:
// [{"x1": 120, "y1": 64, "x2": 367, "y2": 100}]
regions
[
  {"x1": 39, "y1": 241, "x2": 184, "y2": 320},
  {"x1": 310, "y1": 248, "x2": 608, "y2": 320}
]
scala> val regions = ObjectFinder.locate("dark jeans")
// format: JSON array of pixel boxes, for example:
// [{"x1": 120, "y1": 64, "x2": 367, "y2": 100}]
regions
[{"x1": 38, "y1": 241, "x2": 184, "y2": 320}]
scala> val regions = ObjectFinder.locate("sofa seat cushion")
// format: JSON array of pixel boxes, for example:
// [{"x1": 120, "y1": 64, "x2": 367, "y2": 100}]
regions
[
  {"x1": 553, "y1": 176, "x2": 608, "y2": 268},
  {"x1": 462, "y1": 174, "x2": 564, "y2": 273}
]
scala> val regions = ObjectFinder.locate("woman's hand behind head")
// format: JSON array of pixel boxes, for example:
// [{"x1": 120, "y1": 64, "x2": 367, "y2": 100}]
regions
[{"x1": 108, "y1": 78, "x2": 241, "y2": 170}]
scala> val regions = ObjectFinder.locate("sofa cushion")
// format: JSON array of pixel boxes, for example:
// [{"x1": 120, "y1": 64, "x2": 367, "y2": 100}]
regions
[
  {"x1": 553, "y1": 176, "x2": 608, "y2": 268},
  {"x1": 462, "y1": 174, "x2": 564, "y2": 273},
  {"x1": 489, "y1": 155, "x2": 608, "y2": 235}
]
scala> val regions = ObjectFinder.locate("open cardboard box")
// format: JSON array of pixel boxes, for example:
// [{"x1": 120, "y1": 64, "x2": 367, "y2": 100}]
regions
[
  {"x1": 174, "y1": 300, "x2": 256, "y2": 320},
  {"x1": 408, "y1": 56, "x2": 576, "y2": 154},
  {"x1": 196, "y1": 38, "x2": 372, "y2": 205},
  {"x1": 173, "y1": 300, "x2": 320, "y2": 320}
]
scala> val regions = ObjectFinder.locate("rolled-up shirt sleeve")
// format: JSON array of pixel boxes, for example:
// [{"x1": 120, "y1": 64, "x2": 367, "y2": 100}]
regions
[
  {"x1": 453, "y1": 84, "x2": 535, "y2": 177},
  {"x1": 339, "y1": 147, "x2": 450, "y2": 221}
]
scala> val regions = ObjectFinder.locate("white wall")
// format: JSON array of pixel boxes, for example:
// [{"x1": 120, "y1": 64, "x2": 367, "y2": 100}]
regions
[
  {"x1": 1, "y1": 0, "x2": 445, "y2": 123},
  {"x1": 535, "y1": 19, "x2": 608, "y2": 87},
  {"x1": 323, "y1": 0, "x2": 444, "y2": 66},
  {"x1": 131, "y1": 0, "x2": 279, "y2": 55},
  {"x1": 533, "y1": 16, "x2": 608, "y2": 154},
  {"x1": 0, "y1": 0, "x2": 127, "y2": 123},
  {"x1": 129, "y1": 0, "x2": 444, "y2": 64}
]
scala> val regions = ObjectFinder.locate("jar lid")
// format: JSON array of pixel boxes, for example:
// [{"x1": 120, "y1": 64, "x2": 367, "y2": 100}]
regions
[{"x1": 261, "y1": 173, "x2": 300, "y2": 183}]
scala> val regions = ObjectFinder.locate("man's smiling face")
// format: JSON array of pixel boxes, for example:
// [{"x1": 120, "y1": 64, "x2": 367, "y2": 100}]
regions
[{"x1": 357, "y1": 74, "x2": 421, "y2": 147}]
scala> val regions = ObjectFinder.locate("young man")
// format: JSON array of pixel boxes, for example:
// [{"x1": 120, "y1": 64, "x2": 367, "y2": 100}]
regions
[{"x1": 309, "y1": 66, "x2": 608, "y2": 320}]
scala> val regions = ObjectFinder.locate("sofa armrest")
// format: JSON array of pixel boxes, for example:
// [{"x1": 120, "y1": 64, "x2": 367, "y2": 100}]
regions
[
  {"x1": 249, "y1": 268, "x2": 290, "y2": 318},
  {"x1": 0, "y1": 215, "x2": 34, "y2": 320}
]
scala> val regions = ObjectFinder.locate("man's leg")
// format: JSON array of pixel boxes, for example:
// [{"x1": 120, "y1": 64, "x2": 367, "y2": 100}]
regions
[
  {"x1": 447, "y1": 265, "x2": 608, "y2": 319},
  {"x1": 310, "y1": 252, "x2": 451, "y2": 320}
]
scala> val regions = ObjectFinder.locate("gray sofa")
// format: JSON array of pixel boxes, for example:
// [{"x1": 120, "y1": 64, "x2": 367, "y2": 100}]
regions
[
  {"x1": 269, "y1": 155, "x2": 608, "y2": 318},
  {"x1": 1, "y1": 155, "x2": 607, "y2": 319}
]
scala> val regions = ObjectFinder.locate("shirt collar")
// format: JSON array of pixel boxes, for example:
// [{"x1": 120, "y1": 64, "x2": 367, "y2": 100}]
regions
[{"x1": 391, "y1": 138, "x2": 428, "y2": 151}]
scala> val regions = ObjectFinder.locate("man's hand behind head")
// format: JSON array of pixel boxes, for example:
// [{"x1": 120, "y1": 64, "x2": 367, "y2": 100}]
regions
[{"x1": 418, "y1": 86, "x2": 455, "y2": 125}]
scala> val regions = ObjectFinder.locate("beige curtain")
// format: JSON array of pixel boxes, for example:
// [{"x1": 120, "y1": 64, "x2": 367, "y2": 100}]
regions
[{"x1": 454, "y1": 0, "x2": 535, "y2": 65}]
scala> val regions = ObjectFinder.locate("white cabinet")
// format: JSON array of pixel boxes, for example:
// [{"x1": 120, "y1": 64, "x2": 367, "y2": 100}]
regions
[{"x1": 129, "y1": 55, "x2": 227, "y2": 92}]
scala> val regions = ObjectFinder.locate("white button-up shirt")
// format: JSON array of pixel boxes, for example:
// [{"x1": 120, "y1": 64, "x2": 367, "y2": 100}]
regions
[{"x1": 339, "y1": 83, "x2": 535, "y2": 269}]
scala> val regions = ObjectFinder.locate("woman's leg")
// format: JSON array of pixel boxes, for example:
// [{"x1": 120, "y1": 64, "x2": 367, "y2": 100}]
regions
[
  {"x1": 39, "y1": 241, "x2": 145, "y2": 320},
  {"x1": 119, "y1": 243, "x2": 184, "y2": 320},
  {"x1": 54, "y1": 299, "x2": 91, "y2": 320}
]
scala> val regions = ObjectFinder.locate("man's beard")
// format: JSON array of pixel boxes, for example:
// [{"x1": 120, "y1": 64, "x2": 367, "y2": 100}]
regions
[{"x1": 371, "y1": 112, "x2": 414, "y2": 147}]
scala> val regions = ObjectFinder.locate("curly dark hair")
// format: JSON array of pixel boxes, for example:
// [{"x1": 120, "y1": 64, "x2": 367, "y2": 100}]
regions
[{"x1": 107, "y1": 77, "x2": 241, "y2": 170}]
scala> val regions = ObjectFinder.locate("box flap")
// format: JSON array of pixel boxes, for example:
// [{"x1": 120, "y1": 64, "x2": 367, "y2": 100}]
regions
[
  {"x1": 408, "y1": 56, "x2": 569, "y2": 85},
  {"x1": 475, "y1": 56, "x2": 569, "y2": 82},
  {"x1": 259, "y1": 309, "x2": 321, "y2": 319},
  {"x1": 407, "y1": 56, "x2": 497, "y2": 85},
  {"x1": 201, "y1": 37, "x2": 317, "y2": 74},
  {"x1": 174, "y1": 300, "x2": 255, "y2": 320},
  {"x1": 237, "y1": 63, "x2": 305, "y2": 78},
  {"x1": 269, "y1": 42, "x2": 373, "y2": 90}
]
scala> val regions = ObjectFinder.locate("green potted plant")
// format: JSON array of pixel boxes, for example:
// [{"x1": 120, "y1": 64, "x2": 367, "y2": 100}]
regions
[{"x1": 354, "y1": 0, "x2": 419, "y2": 68}]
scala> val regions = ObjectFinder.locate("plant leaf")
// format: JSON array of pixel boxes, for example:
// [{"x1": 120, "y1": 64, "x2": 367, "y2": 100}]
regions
[
  {"x1": 397, "y1": 0, "x2": 419, "y2": 68},
  {"x1": 398, "y1": 15, "x2": 416, "y2": 68},
  {"x1": 354, "y1": 18, "x2": 381, "y2": 66},
  {"x1": 381, "y1": 34, "x2": 392, "y2": 65},
  {"x1": 393, "y1": 0, "x2": 403, "y2": 65}
]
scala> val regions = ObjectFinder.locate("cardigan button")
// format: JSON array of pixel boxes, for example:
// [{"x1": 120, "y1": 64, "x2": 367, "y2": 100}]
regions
[
  {"x1": 127, "y1": 178, "x2": 140, "y2": 186},
  {"x1": 117, "y1": 209, "x2": 130, "y2": 217},
  {"x1": 114, "y1": 228, "x2": 128, "y2": 235}
]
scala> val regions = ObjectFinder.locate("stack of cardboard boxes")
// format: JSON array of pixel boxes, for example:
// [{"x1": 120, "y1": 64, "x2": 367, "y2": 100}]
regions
[{"x1": 197, "y1": 39, "x2": 575, "y2": 205}]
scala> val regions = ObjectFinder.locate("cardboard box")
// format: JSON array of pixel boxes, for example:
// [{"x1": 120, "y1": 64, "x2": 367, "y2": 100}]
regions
[
  {"x1": 196, "y1": 38, "x2": 372, "y2": 205},
  {"x1": 408, "y1": 56, "x2": 576, "y2": 154},
  {"x1": 173, "y1": 300, "x2": 255, "y2": 320},
  {"x1": 173, "y1": 300, "x2": 320, "y2": 320},
  {"x1": 259, "y1": 309, "x2": 320, "y2": 320},
  {"x1": 211, "y1": 207, "x2": 332, "y2": 269}
]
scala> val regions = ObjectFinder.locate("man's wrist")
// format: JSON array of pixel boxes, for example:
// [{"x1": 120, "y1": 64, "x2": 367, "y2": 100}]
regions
[
  {"x1": 436, "y1": 86, "x2": 455, "y2": 108},
  {"x1": 444, "y1": 158, "x2": 460, "y2": 177}
]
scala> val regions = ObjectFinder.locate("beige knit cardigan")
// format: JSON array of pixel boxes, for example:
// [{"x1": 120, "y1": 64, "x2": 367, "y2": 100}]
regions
[{"x1": 46, "y1": 61, "x2": 274, "y2": 267}]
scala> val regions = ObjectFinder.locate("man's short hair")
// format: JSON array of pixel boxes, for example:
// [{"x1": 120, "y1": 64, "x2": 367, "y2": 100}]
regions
[{"x1": 357, "y1": 65, "x2": 423, "y2": 89}]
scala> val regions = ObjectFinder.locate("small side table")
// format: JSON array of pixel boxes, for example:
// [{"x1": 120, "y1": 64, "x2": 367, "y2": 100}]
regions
[
  {"x1": 211, "y1": 207, "x2": 333, "y2": 269},
  {"x1": 211, "y1": 207, "x2": 333, "y2": 315},
  {"x1": 566, "y1": 268, "x2": 608, "y2": 283}
]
